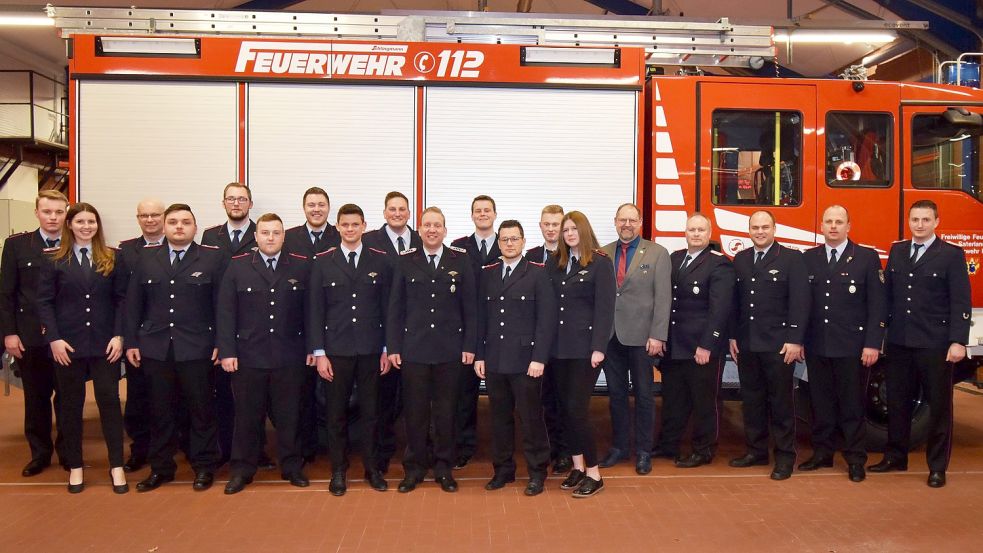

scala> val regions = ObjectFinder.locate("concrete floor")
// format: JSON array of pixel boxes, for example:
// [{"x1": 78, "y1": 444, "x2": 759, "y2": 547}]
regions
[{"x1": 1, "y1": 380, "x2": 983, "y2": 552}]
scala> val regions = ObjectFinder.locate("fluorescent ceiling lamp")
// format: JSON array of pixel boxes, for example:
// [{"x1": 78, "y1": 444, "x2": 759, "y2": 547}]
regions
[
  {"x1": 99, "y1": 37, "x2": 199, "y2": 55},
  {"x1": 524, "y1": 47, "x2": 616, "y2": 65},
  {"x1": 773, "y1": 30, "x2": 897, "y2": 45},
  {"x1": 0, "y1": 14, "x2": 53, "y2": 26}
]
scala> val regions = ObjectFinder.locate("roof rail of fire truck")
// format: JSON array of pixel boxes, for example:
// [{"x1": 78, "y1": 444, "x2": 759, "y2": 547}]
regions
[
  {"x1": 937, "y1": 53, "x2": 982, "y2": 89},
  {"x1": 46, "y1": 5, "x2": 778, "y2": 68}
]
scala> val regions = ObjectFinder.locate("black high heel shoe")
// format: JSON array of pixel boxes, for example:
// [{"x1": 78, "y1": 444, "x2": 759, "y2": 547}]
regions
[
  {"x1": 110, "y1": 468, "x2": 129, "y2": 494},
  {"x1": 67, "y1": 468, "x2": 84, "y2": 494}
]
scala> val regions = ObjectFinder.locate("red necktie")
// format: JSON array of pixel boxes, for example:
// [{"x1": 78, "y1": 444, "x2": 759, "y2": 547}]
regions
[{"x1": 617, "y1": 242, "x2": 628, "y2": 287}]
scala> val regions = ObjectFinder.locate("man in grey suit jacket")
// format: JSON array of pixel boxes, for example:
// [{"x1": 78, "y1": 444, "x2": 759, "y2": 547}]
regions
[{"x1": 598, "y1": 203, "x2": 671, "y2": 474}]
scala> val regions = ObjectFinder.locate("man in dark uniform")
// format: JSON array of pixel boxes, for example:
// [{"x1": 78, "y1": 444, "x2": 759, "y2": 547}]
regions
[
  {"x1": 218, "y1": 213, "x2": 314, "y2": 494},
  {"x1": 1, "y1": 190, "x2": 68, "y2": 477},
  {"x1": 388, "y1": 206, "x2": 477, "y2": 494},
  {"x1": 661, "y1": 213, "x2": 734, "y2": 468},
  {"x1": 801, "y1": 205, "x2": 886, "y2": 482},
  {"x1": 869, "y1": 200, "x2": 971, "y2": 488},
  {"x1": 201, "y1": 182, "x2": 267, "y2": 468},
  {"x1": 117, "y1": 198, "x2": 167, "y2": 473},
  {"x1": 476, "y1": 220, "x2": 556, "y2": 496},
  {"x1": 728, "y1": 210, "x2": 809, "y2": 481},
  {"x1": 307, "y1": 204, "x2": 392, "y2": 496},
  {"x1": 525, "y1": 204, "x2": 570, "y2": 475},
  {"x1": 282, "y1": 186, "x2": 339, "y2": 464},
  {"x1": 449, "y1": 194, "x2": 500, "y2": 469},
  {"x1": 362, "y1": 190, "x2": 421, "y2": 475},
  {"x1": 125, "y1": 204, "x2": 226, "y2": 492}
]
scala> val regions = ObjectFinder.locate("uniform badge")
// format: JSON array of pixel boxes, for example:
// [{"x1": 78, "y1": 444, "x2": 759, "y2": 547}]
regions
[
  {"x1": 768, "y1": 269, "x2": 779, "y2": 274},
  {"x1": 368, "y1": 272, "x2": 378, "y2": 278},
  {"x1": 692, "y1": 286, "x2": 700, "y2": 294},
  {"x1": 450, "y1": 284, "x2": 456, "y2": 293},
  {"x1": 712, "y1": 331, "x2": 720, "y2": 337},
  {"x1": 878, "y1": 269, "x2": 885, "y2": 283},
  {"x1": 288, "y1": 279, "x2": 298, "y2": 285},
  {"x1": 191, "y1": 272, "x2": 203, "y2": 278},
  {"x1": 578, "y1": 270, "x2": 589, "y2": 275},
  {"x1": 448, "y1": 271, "x2": 459, "y2": 277},
  {"x1": 848, "y1": 285, "x2": 857, "y2": 294},
  {"x1": 967, "y1": 258, "x2": 979, "y2": 276}
]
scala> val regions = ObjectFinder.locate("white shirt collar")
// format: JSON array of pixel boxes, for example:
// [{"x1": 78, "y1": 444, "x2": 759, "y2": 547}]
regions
[
  {"x1": 685, "y1": 247, "x2": 707, "y2": 259},
  {"x1": 38, "y1": 229, "x2": 60, "y2": 243},
  {"x1": 340, "y1": 242, "x2": 363, "y2": 259},
  {"x1": 227, "y1": 220, "x2": 250, "y2": 240},
  {"x1": 753, "y1": 242, "x2": 774, "y2": 257},
  {"x1": 259, "y1": 250, "x2": 280, "y2": 265},
  {"x1": 306, "y1": 223, "x2": 327, "y2": 234},
  {"x1": 142, "y1": 234, "x2": 163, "y2": 246},
  {"x1": 73, "y1": 243, "x2": 92, "y2": 259},
  {"x1": 913, "y1": 235, "x2": 936, "y2": 250},
  {"x1": 423, "y1": 245, "x2": 443, "y2": 263}
]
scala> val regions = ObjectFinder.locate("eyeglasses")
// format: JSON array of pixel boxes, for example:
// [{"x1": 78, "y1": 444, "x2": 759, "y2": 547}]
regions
[
  {"x1": 224, "y1": 196, "x2": 250, "y2": 204},
  {"x1": 499, "y1": 237, "x2": 523, "y2": 244},
  {"x1": 137, "y1": 213, "x2": 162, "y2": 220},
  {"x1": 616, "y1": 218, "x2": 640, "y2": 225}
]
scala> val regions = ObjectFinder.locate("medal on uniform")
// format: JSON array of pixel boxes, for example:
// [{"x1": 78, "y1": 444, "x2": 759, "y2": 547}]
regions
[
  {"x1": 848, "y1": 285, "x2": 856, "y2": 294},
  {"x1": 693, "y1": 286, "x2": 700, "y2": 294},
  {"x1": 450, "y1": 284, "x2": 456, "y2": 293}
]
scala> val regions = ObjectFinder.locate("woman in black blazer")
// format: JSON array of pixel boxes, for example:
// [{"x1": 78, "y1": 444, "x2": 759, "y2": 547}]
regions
[
  {"x1": 549, "y1": 211, "x2": 616, "y2": 498},
  {"x1": 37, "y1": 202, "x2": 127, "y2": 494}
]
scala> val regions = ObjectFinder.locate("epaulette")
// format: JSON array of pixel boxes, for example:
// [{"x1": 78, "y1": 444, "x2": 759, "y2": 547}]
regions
[
  {"x1": 288, "y1": 252, "x2": 308, "y2": 259},
  {"x1": 400, "y1": 248, "x2": 416, "y2": 255},
  {"x1": 8, "y1": 230, "x2": 29, "y2": 238},
  {"x1": 200, "y1": 244, "x2": 220, "y2": 250},
  {"x1": 892, "y1": 239, "x2": 906, "y2": 243},
  {"x1": 593, "y1": 249, "x2": 608, "y2": 257},
  {"x1": 204, "y1": 224, "x2": 222, "y2": 231},
  {"x1": 482, "y1": 261, "x2": 501, "y2": 269},
  {"x1": 529, "y1": 261, "x2": 545, "y2": 267},
  {"x1": 108, "y1": 246, "x2": 119, "y2": 252},
  {"x1": 316, "y1": 247, "x2": 338, "y2": 256},
  {"x1": 710, "y1": 250, "x2": 724, "y2": 256},
  {"x1": 232, "y1": 252, "x2": 250, "y2": 259},
  {"x1": 43, "y1": 246, "x2": 58, "y2": 252},
  {"x1": 367, "y1": 247, "x2": 387, "y2": 255},
  {"x1": 448, "y1": 245, "x2": 467, "y2": 253},
  {"x1": 143, "y1": 243, "x2": 162, "y2": 248},
  {"x1": 119, "y1": 236, "x2": 138, "y2": 244}
]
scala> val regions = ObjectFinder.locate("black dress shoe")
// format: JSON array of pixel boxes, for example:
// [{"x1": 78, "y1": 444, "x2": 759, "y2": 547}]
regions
[
  {"x1": 436, "y1": 475, "x2": 458, "y2": 492},
  {"x1": 848, "y1": 464, "x2": 866, "y2": 482},
  {"x1": 485, "y1": 473, "x2": 515, "y2": 491},
  {"x1": 770, "y1": 466, "x2": 792, "y2": 481},
  {"x1": 67, "y1": 482, "x2": 85, "y2": 494},
  {"x1": 286, "y1": 472, "x2": 310, "y2": 488},
  {"x1": 109, "y1": 470, "x2": 129, "y2": 494},
  {"x1": 797, "y1": 456, "x2": 834, "y2": 471},
  {"x1": 192, "y1": 471, "x2": 214, "y2": 491},
  {"x1": 598, "y1": 448, "x2": 628, "y2": 468},
  {"x1": 927, "y1": 471, "x2": 946, "y2": 488},
  {"x1": 675, "y1": 452, "x2": 713, "y2": 469},
  {"x1": 397, "y1": 476, "x2": 422, "y2": 493},
  {"x1": 635, "y1": 452, "x2": 653, "y2": 475},
  {"x1": 729, "y1": 453, "x2": 769, "y2": 468},
  {"x1": 453, "y1": 456, "x2": 470, "y2": 470},
  {"x1": 867, "y1": 458, "x2": 908, "y2": 473},
  {"x1": 365, "y1": 470, "x2": 387, "y2": 492},
  {"x1": 257, "y1": 453, "x2": 276, "y2": 471},
  {"x1": 524, "y1": 479, "x2": 545, "y2": 496},
  {"x1": 572, "y1": 476, "x2": 604, "y2": 498},
  {"x1": 649, "y1": 447, "x2": 677, "y2": 460},
  {"x1": 136, "y1": 473, "x2": 174, "y2": 492},
  {"x1": 552, "y1": 456, "x2": 573, "y2": 474},
  {"x1": 329, "y1": 472, "x2": 347, "y2": 496},
  {"x1": 122, "y1": 456, "x2": 146, "y2": 473},
  {"x1": 560, "y1": 469, "x2": 586, "y2": 490},
  {"x1": 21, "y1": 459, "x2": 50, "y2": 477},
  {"x1": 224, "y1": 475, "x2": 253, "y2": 495}
]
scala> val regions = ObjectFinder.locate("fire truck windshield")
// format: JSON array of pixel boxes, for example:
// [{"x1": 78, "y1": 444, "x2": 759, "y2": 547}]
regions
[{"x1": 912, "y1": 111, "x2": 983, "y2": 203}]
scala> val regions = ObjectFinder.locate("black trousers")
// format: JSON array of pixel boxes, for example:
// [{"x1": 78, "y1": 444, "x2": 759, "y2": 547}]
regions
[
  {"x1": 297, "y1": 370, "x2": 319, "y2": 458},
  {"x1": 375, "y1": 369, "x2": 402, "y2": 469},
  {"x1": 214, "y1": 368, "x2": 235, "y2": 461},
  {"x1": 455, "y1": 363, "x2": 480, "y2": 458},
  {"x1": 604, "y1": 337, "x2": 656, "y2": 454},
  {"x1": 552, "y1": 357, "x2": 601, "y2": 468},
  {"x1": 325, "y1": 354, "x2": 379, "y2": 473},
  {"x1": 54, "y1": 356, "x2": 124, "y2": 469},
  {"x1": 486, "y1": 371, "x2": 550, "y2": 479},
  {"x1": 542, "y1": 361, "x2": 568, "y2": 459},
  {"x1": 230, "y1": 365, "x2": 306, "y2": 478},
  {"x1": 143, "y1": 349, "x2": 221, "y2": 476},
  {"x1": 123, "y1": 360, "x2": 151, "y2": 459},
  {"x1": 659, "y1": 357, "x2": 723, "y2": 456},
  {"x1": 737, "y1": 351, "x2": 797, "y2": 466},
  {"x1": 402, "y1": 360, "x2": 461, "y2": 479},
  {"x1": 884, "y1": 344, "x2": 953, "y2": 472},
  {"x1": 18, "y1": 345, "x2": 65, "y2": 464},
  {"x1": 805, "y1": 355, "x2": 867, "y2": 465}
]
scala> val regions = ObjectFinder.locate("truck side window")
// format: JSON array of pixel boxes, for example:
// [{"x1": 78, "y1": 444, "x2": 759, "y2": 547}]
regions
[
  {"x1": 911, "y1": 113, "x2": 983, "y2": 203},
  {"x1": 825, "y1": 112, "x2": 892, "y2": 187},
  {"x1": 711, "y1": 110, "x2": 802, "y2": 206}
]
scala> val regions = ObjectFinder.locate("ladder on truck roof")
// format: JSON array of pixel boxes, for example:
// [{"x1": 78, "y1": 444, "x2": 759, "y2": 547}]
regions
[{"x1": 46, "y1": 5, "x2": 775, "y2": 69}]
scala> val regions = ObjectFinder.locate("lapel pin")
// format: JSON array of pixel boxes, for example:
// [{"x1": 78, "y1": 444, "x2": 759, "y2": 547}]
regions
[{"x1": 191, "y1": 271, "x2": 202, "y2": 278}]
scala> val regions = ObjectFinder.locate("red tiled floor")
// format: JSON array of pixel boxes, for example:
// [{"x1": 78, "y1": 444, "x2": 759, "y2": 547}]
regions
[{"x1": 1, "y1": 382, "x2": 983, "y2": 552}]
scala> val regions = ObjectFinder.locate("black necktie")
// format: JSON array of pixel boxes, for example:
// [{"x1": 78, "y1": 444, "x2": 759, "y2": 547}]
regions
[
  {"x1": 79, "y1": 247, "x2": 90, "y2": 270},
  {"x1": 397, "y1": 236, "x2": 406, "y2": 253},
  {"x1": 172, "y1": 249, "x2": 184, "y2": 267},
  {"x1": 231, "y1": 229, "x2": 242, "y2": 251},
  {"x1": 428, "y1": 254, "x2": 437, "y2": 271},
  {"x1": 503, "y1": 265, "x2": 512, "y2": 282},
  {"x1": 681, "y1": 254, "x2": 692, "y2": 270},
  {"x1": 569, "y1": 255, "x2": 578, "y2": 274},
  {"x1": 754, "y1": 251, "x2": 764, "y2": 265},
  {"x1": 348, "y1": 251, "x2": 356, "y2": 269},
  {"x1": 911, "y1": 243, "x2": 923, "y2": 262},
  {"x1": 479, "y1": 239, "x2": 488, "y2": 261},
  {"x1": 828, "y1": 248, "x2": 838, "y2": 270},
  {"x1": 312, "y1": 231, "x2": 323, "y2": 245},
  {"x1": 45, "y1": 238, "x2": 59, "y2": 248},
  {"x1": 267, "y1": 257, "x2": 276, "y2": 273}
]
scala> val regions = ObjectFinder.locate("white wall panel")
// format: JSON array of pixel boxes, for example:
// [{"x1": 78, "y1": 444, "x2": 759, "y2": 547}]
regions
[
  {"x1": 78, "y1": 81, "x2": 238, "y2": 245},
  {"x1": 424, "y1": 87, "x2": 637, "y2": 247},
  {"x1": 247, "y1": 83, "x2": 416, "y2": 231}
]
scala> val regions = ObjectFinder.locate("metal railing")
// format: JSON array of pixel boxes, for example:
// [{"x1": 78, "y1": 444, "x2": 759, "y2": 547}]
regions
[{"x1": 0, "y1": 70, "x2": 68, "y2": 147}]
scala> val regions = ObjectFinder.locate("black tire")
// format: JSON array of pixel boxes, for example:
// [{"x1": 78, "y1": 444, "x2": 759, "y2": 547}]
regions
[{"x1": 863, "y1": 360, "x2": 931, "y2": 453}]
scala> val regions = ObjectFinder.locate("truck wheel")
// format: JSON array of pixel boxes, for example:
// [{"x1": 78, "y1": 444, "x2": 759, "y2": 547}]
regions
[{"x1": 864, "y1": 361, "x2": 930, "y2": 452}]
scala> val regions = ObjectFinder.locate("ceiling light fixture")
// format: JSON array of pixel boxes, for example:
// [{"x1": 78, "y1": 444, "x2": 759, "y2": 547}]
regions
[
  {"x1": 773, "y1": 30, "x2": 897, "y2": 45},
  {"x1": 0, "y1": 14, "x2": 53, "y2": 27}
]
